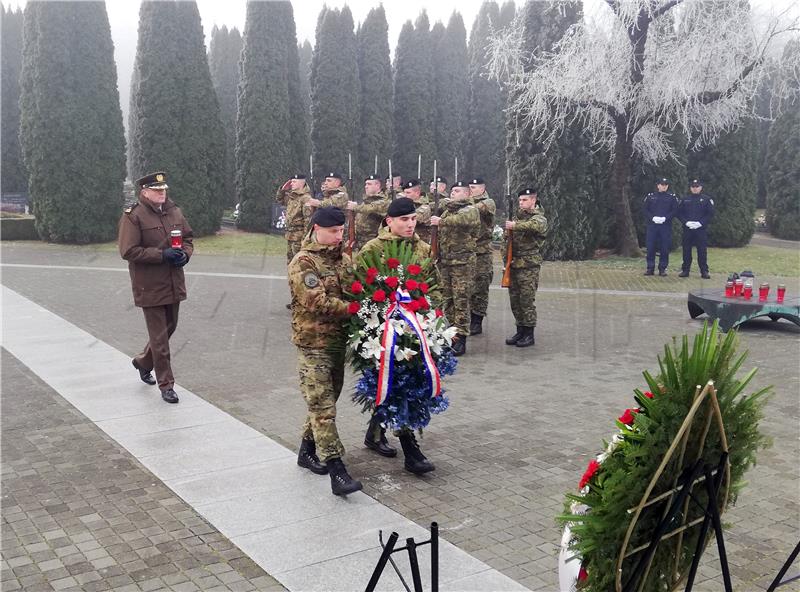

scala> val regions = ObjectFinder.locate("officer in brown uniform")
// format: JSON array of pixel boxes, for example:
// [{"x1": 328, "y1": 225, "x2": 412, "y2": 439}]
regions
[
  {"x1": 353, "y1": 174, "x2": 390, "y2": 251},
  {"x1": 288, "y1": 206, "x2": 362, "y2": 496},
  {"x1": 118, "y1": 172, "x2": 193, "y2": 404},
  {"x1": 400, "y1": 179, "x2": 432, "y2": 243}
]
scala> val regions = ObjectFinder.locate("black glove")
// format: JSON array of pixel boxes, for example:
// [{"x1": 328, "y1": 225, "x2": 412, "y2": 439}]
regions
[
  {"x1": 175, "y1": 251, "x2": 189, "y2": 267},
  {"x1": 162, "y1": 248, "x2": 184, "y2": 265}
]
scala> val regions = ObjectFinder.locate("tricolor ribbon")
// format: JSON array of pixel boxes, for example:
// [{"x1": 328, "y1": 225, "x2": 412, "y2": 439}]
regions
[{"x1": 375, "y1": 289, "x2": 442, "y2": 406}]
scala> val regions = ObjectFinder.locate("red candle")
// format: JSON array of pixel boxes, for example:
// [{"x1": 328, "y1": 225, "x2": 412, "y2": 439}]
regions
[
  {"x1": 724, "y1": 281, "x2": 734, "y2": 298},
  {"x1": 734, "y1": 279, "x2": 744, "y2": 296},
  {"x1": 758, "y1": 283, "x2": 769, "y2": 302},
  {"x1": 170, "y1": 229, "x2": 183, "y2": 249},
  {"x1": 777, "y1": 284, "x2": 786, "y2": 303},
  {"x1": 743, "y1": 282, "x2": 753, "y2": 299}
]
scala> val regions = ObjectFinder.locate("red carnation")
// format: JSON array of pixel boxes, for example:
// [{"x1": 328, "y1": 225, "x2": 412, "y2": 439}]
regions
[
  {"x1": 385, "y1": 276, "x2": 399, "y2": 289},
  {"x1": 618, "y1": 408, "x2": 637, "y2": 425},
  {"x1": 419, "y1": 282, "x2": 429, "y2": 294},
  {"x1": 365, "y1": 275, "x2": 374, "y2": 285},
  {"x1": 416, "y1": 297, "x2": 430, "y2": 310},
  {"x1": 407, "y1": 264, "x2": 422, "y2": 276},
  {"x1": 435, "y1": 308, "x2": 443, "y2": 318},
  {"x1": 350, "y1": 280, "x2": 363, "y2": 294},
  {"x1": 387, "y1": 258, "x2": 400, "y2": 269},
  {"x1": 579, "y1": 459, "x2": 601, "y2": 489},
  {"x1": 405, "y1": 279, "x2": 419, "y2": 291},
  {"x1": 347, "y1": 301, "x2": 361, "y2": 314},
  {"x1": 372, "y1": 290, "x2": 387, "y2": 303},
  {"x1": 644, "y1": 391, "x2": 654, "y2": 399},
  {"x1": 388, "y1": 291, "x2": 397, "y2": 302}
]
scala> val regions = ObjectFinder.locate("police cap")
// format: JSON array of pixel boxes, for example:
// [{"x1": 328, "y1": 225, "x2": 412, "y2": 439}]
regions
[
  {"x1": 311, "y1": 206, "x2": 346, "y2": 227},
  {"x1": 690, "y1": 178, "x2": 702, "y2": 186},
  {"x1": 656, "y1": 178, "x2": 670, "y2": 185},
  {"x1": 137, "y1": 171, "x2": 169, "y2": 189}
]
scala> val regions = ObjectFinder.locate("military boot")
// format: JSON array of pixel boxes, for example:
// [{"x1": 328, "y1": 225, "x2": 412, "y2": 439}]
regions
[
  {"x1": 451, "y1": 335, "x2": 467, "y2": 357},
  {"x1": 297, "y1": 439, "x2": 328, "y2": 475},
  {"x1": 327, "y1": 458, "x2": 363, "y2": 496},
  {"x1": 364, "y1": 416, "x2": 397, "y2": 457},
  {"x1": 505, "y1": 325, "x2": 523, "y2": 346},
  {"x1": 515, "y1": 326, "x2": 535, "y2": 348},
  {"x1": 469, "y1": 313, "x2": 483, "y2": 336},
  {"x1": 398, "y1": 431, "x2": 435, "y2": 474}
]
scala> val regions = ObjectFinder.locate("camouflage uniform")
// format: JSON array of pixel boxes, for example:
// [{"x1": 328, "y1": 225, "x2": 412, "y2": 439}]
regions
[
  {"x1": 469, "y1": 192, "x2": 496, "y2": 317},
  {"x1": 504, "y1": 204, "x2": 548, "y2": 328},
  {"x1": 412, "y1": 196, "x2": 432, "y2": 244},
  {"x1": 288, "y1": 234, "x2": 354, "y2": 462},
  {"x1": 319, "y1": 185, "x2": 349, "y2": 210},
  {"x1": 275, "y1": 185, "x2": 312, "y2": 264},
  {"x1": 437, "y1": 199, "x2": 480, "y2": 336},
  {"x1": 354, "y1": 192, "x2": 390, "y2": 251}
]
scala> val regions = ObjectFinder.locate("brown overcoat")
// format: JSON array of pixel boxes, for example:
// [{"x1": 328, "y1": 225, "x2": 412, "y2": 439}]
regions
[{"x1": 118, "y1": 198, "x2": 194, "y2": 307}]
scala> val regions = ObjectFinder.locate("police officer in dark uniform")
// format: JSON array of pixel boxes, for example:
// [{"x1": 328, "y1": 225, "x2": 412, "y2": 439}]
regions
[
  {"x1": 643, "y1": 178, "x2": 678, "y2": 276},
  {"x1": 677, "y1": 179, "x2": 714, "y2": 279}
]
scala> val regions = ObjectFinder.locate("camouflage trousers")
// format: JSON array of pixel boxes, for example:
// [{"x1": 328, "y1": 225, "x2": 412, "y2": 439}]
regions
[
  {"x1": 469, "y1": 252, "x2": 494, "y2": 317},
  {"x1": 286, "y1": 239, "x2": 302, "y2": 265},
  {"x1": 508, "y1": 265, "x2": 540, "y2": 328},
  {"x1": 439, "y1": 261, "x2": 475, "y2": 336},
  {"x1": 297, "y1": 346, "x2": 345, "y2": 462}
]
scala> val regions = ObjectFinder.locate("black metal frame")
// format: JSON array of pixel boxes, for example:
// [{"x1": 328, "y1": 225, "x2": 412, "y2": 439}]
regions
[
  {"x1": 767, "y1": 540, "x2": 800, "y2": 592},
  {"x1": 365, "y1": 522, "x2": 439, "y2": 592}
]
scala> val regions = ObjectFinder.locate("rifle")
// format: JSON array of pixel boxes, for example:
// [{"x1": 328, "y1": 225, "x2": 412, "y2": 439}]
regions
[
  {"x1": 501, "y1": 166, "x2": 513, "y2": 289},
  {"x1": 417, "y1": 154, "x2": 421, "y2": 180},
  {"x1": 307, "y1": 154, "x2": 317, "y2": 226},
  {"x1": 430, "y1": 160, "x2": 440, "y2": 261},
  {"x1": 346, "y1": 152, "x2": 355, "y2": 256},
  {"x1": 388, "y1": 159, "x2": 396, "y2": 201}
]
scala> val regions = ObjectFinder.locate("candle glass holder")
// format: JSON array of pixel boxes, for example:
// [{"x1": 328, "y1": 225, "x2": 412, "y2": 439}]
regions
[
  {"x1": 724, "y1": 281, "x2": 734, "y2": 298},
  {"x1": 170, "y1": 229, "x2": 183, "y2": 249},
  {"x1": 777, "y1": 284, "x2": 786, "y2": 304},
  {"x1": 758, "y1": 283, "x2": 769, "y2": 302}
]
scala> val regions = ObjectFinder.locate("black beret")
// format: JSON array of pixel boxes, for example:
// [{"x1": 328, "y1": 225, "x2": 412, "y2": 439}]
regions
[
  {"x1": 518, "y1": 187, "x2": 538, "y2": 197},
  {"x1": 326, "y1": 171, "x2": 343, "y2": 180},
  {"x1": 429, "y1": 176, "x2": 448, "y2": 185},
  {"x1": 451, "y1": 180, "x2": 469, "y2": 189},
  {"x1": 311, "y1": 206, "x2": 346, "y2": 227},
  {"x1": 403, "y1": 178, "x2": 421, "y2": 189},
  {"x1": 292, "y1": 173, "x2": 307, "y2": 180},
  {"x1": 386, "y1": 198, "x2": 416, "y2": 218},
  {"x1": 364, "y1": 174, "x2": 381, "y2": 182},
  {"x1": 469, "y1": 177, "x2": 485, "y2": 185},
  {"x1": 690, "y1": 179, "x2": 702, "y2": 186},
  {"x1": 136, "y1": 171, "x2": 168, "y2": 189},
  {"x1": 657, "y1": 178, "x2": 669, "y2": 185}
]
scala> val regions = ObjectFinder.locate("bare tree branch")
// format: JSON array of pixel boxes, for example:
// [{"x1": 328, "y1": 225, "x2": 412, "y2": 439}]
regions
[{"x1": 652, "y1": 0, "x2": 684, "y2": 19}]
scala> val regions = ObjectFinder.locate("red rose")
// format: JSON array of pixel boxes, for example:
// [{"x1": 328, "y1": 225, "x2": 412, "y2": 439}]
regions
[
  {"x1": 387, "y1": 258, "x2": 400, "y2": 269},
  {"x1": 419, "y1": 282, "x2": 429, "y2": 294},
  {"x1": 385, "y1": 276, "x2": 399, "y2": 289},
  {"x1": 372, "y1": 290, "x2": 387, "y2": 302},
  {"x1": 350, "y1": 281, "x2": 363, "y2": 294},
  {"x1": 407, "y1": 264, "x2": 422, "y2": 276},
  {"x1": 416, "y1": 297, "x2": 430, "y2": 310},
  {"x1": 435, "y1": 308, "x2": 443, "y2": 318},
  {"x1": 405, "y1": 279, "x2": 419, "y2": 291},
  {"x1": 578, "y1": 567, "x2": 588, "y2": 582},
  {"x1": 347, "y1": 301, "x2": 360, "y2": 314},
  {"x1": 578, "y1": 459, "x2": 601, "y2": 489},
  {"x1": 618, "y1": 408, "x2": 637, "y2": 425},
  {"x1": 644, "y1": 391, "x2": 654, "y2": 399},
  {"x1": 388, "y1": 291, "x2": 397, "y2": 302}
]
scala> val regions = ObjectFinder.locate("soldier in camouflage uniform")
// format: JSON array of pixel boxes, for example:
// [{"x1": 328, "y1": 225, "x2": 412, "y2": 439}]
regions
[
  {"x1": 275, "y1": 174, "x2": 311, "y2": 264},
  {"x1": 467, "y1": 177, "x2": 496, "y2": 336},
  {"x1": 357, "y1": 198, "x2": 437, "y2": 474},
  {"x1": 353, "y1": 174, "x2": 390, "y2": 251},
  {"x1": 400, "y1": 179, "x2": 432, "y2": 244},
  {"x1": 504, "y1": 188, "x2": 548, "y2": 348},
  {"x1": 430, "y1": 180, "x2": 480, "y2": 356},
  {"x1": 288, "y1": 206, "x2": 362, "y2": 496},
  {"x1": 428, "y1": 176, "x2": 448, "y2": 201},
  {"x1": 306, "y1": 171, "x2": 353, "y2": 212}
]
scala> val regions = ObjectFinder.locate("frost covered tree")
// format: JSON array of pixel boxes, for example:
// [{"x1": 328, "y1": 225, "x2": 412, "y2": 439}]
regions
[{"x1": 489, "y1": 0, "x2": 797, "y2": 256}]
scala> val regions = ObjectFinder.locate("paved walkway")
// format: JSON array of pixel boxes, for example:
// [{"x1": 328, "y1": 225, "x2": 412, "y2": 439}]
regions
[{"x1": 2, "y1": 286, "x2": 525, "y2": 592}]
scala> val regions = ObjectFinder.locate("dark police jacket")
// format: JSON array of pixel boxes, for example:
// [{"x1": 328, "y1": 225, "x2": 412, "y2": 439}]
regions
[
  {"x1": 644, "y1": 191, "x2": 678, "y2": 224},
  {"x1": 677, "y1": 193, "x2": 714, "y2": 229}
]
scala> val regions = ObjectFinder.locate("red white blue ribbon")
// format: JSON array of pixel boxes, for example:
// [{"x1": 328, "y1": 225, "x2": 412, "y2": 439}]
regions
[{"x1": 375, "y1": 289, "x2": 442, "y2": 406}]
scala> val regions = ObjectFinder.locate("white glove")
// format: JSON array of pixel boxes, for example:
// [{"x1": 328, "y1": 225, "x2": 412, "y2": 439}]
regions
[
  {"x1": 693, "y1": 221, "x2": 702, "y2": 228},
  {"x1": 686, "y1": 221, "x2": 701, "y2": 229},
  {"x1": 652, "y1": 216, "x2": 665, "y2": 224}
]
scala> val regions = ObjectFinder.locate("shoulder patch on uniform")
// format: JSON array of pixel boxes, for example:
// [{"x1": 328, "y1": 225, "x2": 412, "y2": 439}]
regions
[
  {"x1": 124, "y1": 203, "x2": 137, "y2": 214},
  {"x1": 303, "y1": 272, "x2": 320, "y2": 288}
]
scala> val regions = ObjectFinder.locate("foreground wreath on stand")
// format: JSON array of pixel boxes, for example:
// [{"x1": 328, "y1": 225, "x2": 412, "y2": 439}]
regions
[
  {"x1": 344, "y1": 241, "x2": 457, "y2": 431},
  {"x1": 558, "y1": 322, "x2": 772, "y2": 591}
]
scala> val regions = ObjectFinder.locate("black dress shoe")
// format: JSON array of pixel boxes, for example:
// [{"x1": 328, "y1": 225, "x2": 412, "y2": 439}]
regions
[
  {"x1": 160, "y1": 388, "x2": 179, "y2": 404},
  {"x1": 678, "y1": 270, "x2": 689, "y2": 278},
  {"x1": 132, "y1": 360, "x2": 156, "y2": 385},
  {"x1": 644, "y1": 269, "x2": 654, "y2": 276},
  {"x1": 658, "y1": 270, "x2": 668, "y2": 277},
  {"x1": 701, "y1": 272, "x2": 711, "y2": 279}
]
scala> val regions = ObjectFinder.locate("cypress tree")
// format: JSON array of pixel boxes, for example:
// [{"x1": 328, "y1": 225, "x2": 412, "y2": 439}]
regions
[
  {"x1": 235, "y1": 1, "x2": 297, "y2": 231},
  {"x1": 1, "y1": 6, "x2": 27, "y2": 195},
  {"x1": 507, "y1": 0, "x2": 599, "y2": 260},
  {"x1": 209, "y1": 25, "x2": 243, "y2": 207},
  {"x1": 129, "y1": 1, "x2": 225, "y2": 236},
  {"x1": 766, "y1": 39, "x2": 800, "y2": 240},
  {"x1": 310, "y1": 6, "x2": 360, "y2": 181},
  {"x1": 392, "y1": 13, "x2": 437, "y2": 178},
  {"x1": 357, "y1": 6, "x2": 393, "y2": 177},
  {"x1": 19, "y1": 1, "x2": 125, "y2": 243},
  {"x1": 286, "y1": 16, "x2": 307, "y2": 173},
  {"x1": 432, "y1": 12, "x2": 469, "y2": 172},
  {"x1": 298, "y1": 40, "x2": 313, "y2": 125},
  {"x1": 467, "y1": 2, "x2": 505, "y2": 198},
  {"x1": 498, "y1": 1, "x2": 516, "y2": 28}
]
